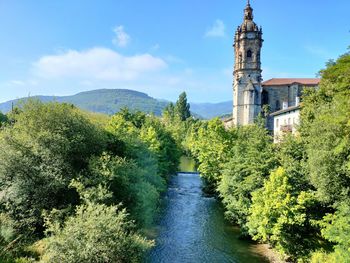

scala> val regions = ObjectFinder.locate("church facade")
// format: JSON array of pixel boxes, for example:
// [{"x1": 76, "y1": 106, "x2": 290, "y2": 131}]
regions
[{"x1": 229, "y1": 1, "x2": 320, "y2": 139}]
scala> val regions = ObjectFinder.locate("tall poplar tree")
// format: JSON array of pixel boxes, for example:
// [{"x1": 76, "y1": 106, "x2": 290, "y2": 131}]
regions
[{"x1": 175, "y1": 92, "x2": 191, "y2": 121}]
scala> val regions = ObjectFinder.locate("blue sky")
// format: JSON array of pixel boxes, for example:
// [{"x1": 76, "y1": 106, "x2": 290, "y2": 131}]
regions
[{"x1": 0, "y1": 0, "x2": 349, "y2": 103}]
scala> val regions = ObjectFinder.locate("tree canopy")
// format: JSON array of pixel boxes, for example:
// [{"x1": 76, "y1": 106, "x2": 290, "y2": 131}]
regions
[{"x1": 0, "y1": 100, "x2": 182, "y2": 262}]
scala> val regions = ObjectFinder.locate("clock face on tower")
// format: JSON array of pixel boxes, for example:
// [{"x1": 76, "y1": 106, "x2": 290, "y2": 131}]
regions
[{"x1": 247, "y1": 32, "x2": 255, "y2": 39}]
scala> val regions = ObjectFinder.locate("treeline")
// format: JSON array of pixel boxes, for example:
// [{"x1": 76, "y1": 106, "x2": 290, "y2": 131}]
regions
[
  {"x1": 187, "y1": 50, "x2": 350, "y2": 262},
  {"x1": 0, "y1": 101, "x2": 182, "y2": 262}
]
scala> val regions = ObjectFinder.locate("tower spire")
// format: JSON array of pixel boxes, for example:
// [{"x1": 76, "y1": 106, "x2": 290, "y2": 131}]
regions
[
  {"x1": 232, "y1": 0, "x2": 263, "y2": 126},
  {"x1": 244, "y1": 0, "x2": 253, "y2": 21}
]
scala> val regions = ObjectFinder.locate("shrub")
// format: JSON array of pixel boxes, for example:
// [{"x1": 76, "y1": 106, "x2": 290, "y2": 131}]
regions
[{"x1": 41, "y1": 203, "x2": 153, "y2": 263}]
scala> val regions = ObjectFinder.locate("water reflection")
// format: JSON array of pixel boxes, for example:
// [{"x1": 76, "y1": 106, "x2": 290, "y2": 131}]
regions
[
  {"x1": 178, "y1": 156, "x2": 197, "y2": 172},
  {"x1": 146, "y1": 173, "x2": 268, "y2": 263}
]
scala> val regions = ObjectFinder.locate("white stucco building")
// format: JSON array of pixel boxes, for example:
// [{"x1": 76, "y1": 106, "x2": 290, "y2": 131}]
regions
[{"x1": 270, "y1": 105, "x2": 300, "y2": 142}]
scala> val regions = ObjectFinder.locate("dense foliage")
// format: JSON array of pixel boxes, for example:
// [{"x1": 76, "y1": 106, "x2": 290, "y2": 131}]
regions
[
  {"x1": 41, "y1": 203, "x2": 152, "y2": 263},
  {"x1": 301, "y1": 50, "x2": 350, "y2": 262},
  {"x1": 0, "y1": 101, "x2": 181, "y2": 262},
  {"x1": 187, "y1": 118, "x2": 233, "y2": 190},
  {"x1": 163, "y1": 92, "x2": 196, "y2": 153},
  {"x1": 0, "y1": 102, "x2": 105, "y2": 235},
  {"x1": 247, "y1": 167, "x2": 321, "y2": 260},
  {"x1": 0, "y1": 112, "x2": 8, "y2": 127},
  {"x1": 188, "y1": 50, "x2": 350, "y2": 262},
  {"x1": 219, "y1": 124, "x2": 276, "y2": 232}
]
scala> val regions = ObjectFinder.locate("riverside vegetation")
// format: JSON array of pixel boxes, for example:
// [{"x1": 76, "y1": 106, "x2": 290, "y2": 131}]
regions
[
  {"x1": 0, "y1": 48, "x2": 349, "y2": 262},
  {"x1": 187, "y1": 49, "x2": 350, "y2": 262},
  {"x1": 0, "y1": 94, "x2": 191, "y2": 262}
]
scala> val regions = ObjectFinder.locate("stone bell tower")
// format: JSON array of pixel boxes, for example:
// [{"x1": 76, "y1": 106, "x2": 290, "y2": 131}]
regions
[{"x1": 232, "y1": 0, "x2": 263, "y2": 126}]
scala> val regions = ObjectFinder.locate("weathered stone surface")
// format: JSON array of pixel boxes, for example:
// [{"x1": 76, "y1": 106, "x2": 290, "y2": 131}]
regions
[{"x1": 232, "y1": 1, "x2": 263, "y2": 126}]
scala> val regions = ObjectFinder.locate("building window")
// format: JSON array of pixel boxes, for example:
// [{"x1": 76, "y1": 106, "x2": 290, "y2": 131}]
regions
[
  {"x1": 262, "y1": 90, "x2": 269, "y2": 105},
  {"x1": 276, "y1": 119, "x2": 279, "y2": 128},
  {"x1": 247, "y1": 50, "x2": 252, "y2": 58},
  {"x1": 276, "y1": 100, "x2": 281, "y2": 110}
]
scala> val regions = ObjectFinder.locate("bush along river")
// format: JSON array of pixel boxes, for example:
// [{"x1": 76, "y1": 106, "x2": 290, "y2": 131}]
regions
[{"x1": 146, "y1": 171, "x2": 270, "y2": 263}]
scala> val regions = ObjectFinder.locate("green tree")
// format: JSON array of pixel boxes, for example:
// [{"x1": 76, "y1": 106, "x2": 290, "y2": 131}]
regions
[
  {"x1": 301, "y1": 51, "x2": 350, "y2": 204},
  {"x1": 41, "y1": 203, "x2": 153, "y2": 263},
  {"x1": 187, "y1": 118, "x2": 233, "y2": 191},
  {"x1": 311, "y1": 202, "x2": 350, "y2": 263},
  {"x1": 117, "y1": 108, "x2": 146, "y2": 129},
  {"x1": 0, "y1": 112, "x2": 8, "y2": 127},
  {"x1": 218, "y1": 124, "x2": 277, "y2": 232},
  {"x1": 175, "y1": 92, "x2": 191, "y2": 121},
  {"x1": 247, "y1": 167, "x2": 321, "y2": 260},
  {"x1": 140, "y1": 118, "x2": 181, "y2": 178},
  {"x1": 107, "y1": 109, "x2": 180, "y2": 179},
  {"x1": 162, "y1": 92, "x2": 198, "y2": 154},
  {"x1": 163, "y1": 102, "x2": 175, "y2": 121},
  {"x1": 0, "y1": 100, "x2": 106, "y2": 234},
  {"x1": 105, "y1": 109, "x2": 180, "y2": 226},
  {"x1": 81, "y1": 153, "x2": 164, "y2": 227},
  {"x1": 275, "y1": 135, "x2": 310, "y2": 192}
]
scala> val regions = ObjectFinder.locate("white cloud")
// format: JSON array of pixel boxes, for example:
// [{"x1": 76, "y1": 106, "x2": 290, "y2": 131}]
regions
[
  {"x1": 205, "y1": 19, "x2": 225, "y2": 38},
  {"x1": 33, "y1": 47, "x2": 167, "y2": 81},
  {"x1": 112, "y1": 25, "x2": 131, "y2": 47}
]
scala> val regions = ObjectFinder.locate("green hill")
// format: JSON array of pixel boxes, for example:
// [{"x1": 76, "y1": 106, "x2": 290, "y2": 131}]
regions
[
  {"x1": 0, "y1": 89, "x2": 169, "y2": 116},
  {"x1": 0, "y1": 89, "x2": 233, "y2": 119}
]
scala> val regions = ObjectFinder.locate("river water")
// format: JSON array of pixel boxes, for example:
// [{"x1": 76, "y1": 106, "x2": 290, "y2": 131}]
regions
[{"x1": 146, "y1": 172, "x2": 269, "y2": 263}]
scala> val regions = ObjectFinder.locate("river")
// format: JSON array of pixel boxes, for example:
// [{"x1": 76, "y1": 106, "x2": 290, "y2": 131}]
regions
[{"x1": 146, "y1": 172, "x2": 269, "y2": 263}]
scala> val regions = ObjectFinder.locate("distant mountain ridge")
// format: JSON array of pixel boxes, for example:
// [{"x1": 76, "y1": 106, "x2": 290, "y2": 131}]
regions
[
  {"x1": 0, "y1": 89, "x2": 232, "y2": 119},
  {"x1": 0, "y1": 89, "x2": 168, "y2": 116},
  {"x1": 190, "y1": 101, "x2": 232, "y2": 119}
]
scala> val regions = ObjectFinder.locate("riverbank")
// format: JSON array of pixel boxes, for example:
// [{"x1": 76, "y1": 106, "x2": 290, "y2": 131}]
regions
[{"x1": 256, "y1": 244, "x2": 286, "y2": 263}]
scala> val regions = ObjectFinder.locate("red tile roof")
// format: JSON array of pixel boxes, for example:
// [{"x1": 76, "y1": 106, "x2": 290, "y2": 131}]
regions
[{"x1": 262, "y1": 78, "x2": 320, "y2": 86}]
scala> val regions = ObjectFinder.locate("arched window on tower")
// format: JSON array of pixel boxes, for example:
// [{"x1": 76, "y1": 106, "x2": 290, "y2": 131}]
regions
[{"x1": 247, "y1": 50, "x2": 252, "y2": 58}]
